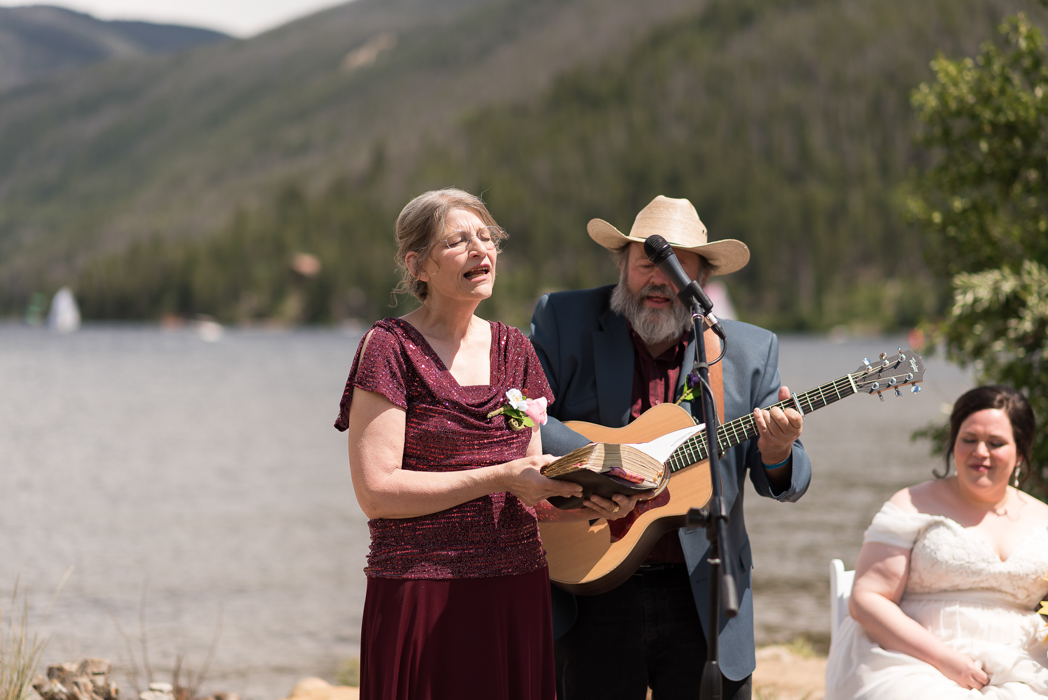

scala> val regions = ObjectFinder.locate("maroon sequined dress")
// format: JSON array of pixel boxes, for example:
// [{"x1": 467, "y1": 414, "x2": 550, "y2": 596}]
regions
[{"x1": 335, "y1": 318, "x2": 556, "y2": 700}]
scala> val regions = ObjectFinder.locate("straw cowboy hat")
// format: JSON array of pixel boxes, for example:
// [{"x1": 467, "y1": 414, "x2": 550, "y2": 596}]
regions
[{"x1": 587, "y1": 195, "x2": 750, "y2": 275}]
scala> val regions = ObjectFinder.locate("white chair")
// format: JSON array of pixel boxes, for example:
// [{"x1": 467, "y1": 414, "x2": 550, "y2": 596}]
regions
[{"x1": 830, "y1": 558, "x2": 855, "y2": 639}]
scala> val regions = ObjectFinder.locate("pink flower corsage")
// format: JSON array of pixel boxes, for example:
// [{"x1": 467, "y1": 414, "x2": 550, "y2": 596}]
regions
[{"x1": 488, "y1": 389, "x2": 548, "y2": 430}]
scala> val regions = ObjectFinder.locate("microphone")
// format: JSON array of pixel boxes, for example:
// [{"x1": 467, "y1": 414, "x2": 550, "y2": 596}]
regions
[{"x1": 642, "y1": 235, "x2": 725, "y2": 340}]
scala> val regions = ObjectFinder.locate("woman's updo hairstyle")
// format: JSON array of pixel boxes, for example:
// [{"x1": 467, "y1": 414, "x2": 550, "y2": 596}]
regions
[
  {"x1": 938, "y1": 384, "x2": 1035, "y2": 479},
  {"x1": 392, "y1": 188, "x2": 500, "y2": 303}
]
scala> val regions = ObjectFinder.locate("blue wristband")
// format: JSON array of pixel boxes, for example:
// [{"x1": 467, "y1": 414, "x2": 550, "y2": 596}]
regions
[{"x1": 763, "y1": 455, "x2": 791, "y2": 470}]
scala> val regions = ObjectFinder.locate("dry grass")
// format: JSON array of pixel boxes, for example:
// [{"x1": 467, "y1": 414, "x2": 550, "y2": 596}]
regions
[
  {"x1": 0, "y1": 584, "x2": 49, "y2": 700},
  {"x1": 114, "y1": 582, "x2": 223, "y2": 700}
]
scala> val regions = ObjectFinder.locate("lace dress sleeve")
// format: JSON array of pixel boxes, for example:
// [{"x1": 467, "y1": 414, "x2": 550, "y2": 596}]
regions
[{"x1": 862, "y1": 501, "x2": 936, "y2": 550}]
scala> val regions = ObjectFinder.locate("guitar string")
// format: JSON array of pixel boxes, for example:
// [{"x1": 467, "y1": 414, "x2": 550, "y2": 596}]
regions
[
  {"x1": 668, "y1": 374, "x2": 855, "y2": 471},
  {"x1": 664, "y1": 366, "x2": 918, "y2": 473}
]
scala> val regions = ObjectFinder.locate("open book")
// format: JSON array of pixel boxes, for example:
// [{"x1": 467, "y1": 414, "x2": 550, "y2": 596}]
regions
[{"x1": 542, "y1": 425, "x2": 703, "y2": 510}]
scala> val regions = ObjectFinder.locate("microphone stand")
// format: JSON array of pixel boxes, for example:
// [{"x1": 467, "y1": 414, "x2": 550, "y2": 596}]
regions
[{"x1": 676, "y1": 283, "x2": 738, "y2": 700}]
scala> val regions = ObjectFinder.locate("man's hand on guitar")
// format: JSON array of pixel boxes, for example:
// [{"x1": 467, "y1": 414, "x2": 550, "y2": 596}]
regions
[
  {"x1": 583, "y1": 493, "x2": 642, "y2": 521},
  {"x1": 754, "y1": 385, "x2": 803, "y2": 468}
]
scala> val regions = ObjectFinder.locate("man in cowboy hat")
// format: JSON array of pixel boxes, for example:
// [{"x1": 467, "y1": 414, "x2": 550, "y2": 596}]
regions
[{"x1": 531, "y1": 195, "x2": 811, "y2": 699}]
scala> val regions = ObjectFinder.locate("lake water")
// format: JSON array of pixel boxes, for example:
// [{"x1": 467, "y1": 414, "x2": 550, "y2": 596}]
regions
[{"x1": 0, "y1": 323, "x2": 971, "y2": 697}]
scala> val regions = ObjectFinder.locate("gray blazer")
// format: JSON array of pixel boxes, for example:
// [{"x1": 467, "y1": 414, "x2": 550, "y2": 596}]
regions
[{"x1": 530, "y1": 284, "x2": 812, "y2": 681}]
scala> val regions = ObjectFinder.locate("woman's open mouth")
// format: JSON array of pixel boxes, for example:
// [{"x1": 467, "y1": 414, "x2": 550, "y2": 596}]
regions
[{"x1": 464, "y1": 265, "x2": 490, "y2": 280}]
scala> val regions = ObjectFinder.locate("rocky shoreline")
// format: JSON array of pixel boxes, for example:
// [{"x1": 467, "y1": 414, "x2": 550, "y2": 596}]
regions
[{"x1": 30, "y1": 659, "x2": 242, "y2": 700}]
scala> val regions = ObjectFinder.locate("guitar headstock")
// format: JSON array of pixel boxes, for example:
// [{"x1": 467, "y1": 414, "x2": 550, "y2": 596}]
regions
[{"x1": 852, "y1": 348, "x2": 926, "y2": 400}]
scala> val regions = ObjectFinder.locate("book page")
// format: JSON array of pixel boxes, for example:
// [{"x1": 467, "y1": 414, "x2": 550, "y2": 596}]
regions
[{"x1": 624, "y1": 424, "x2": 704, "y2": 464}]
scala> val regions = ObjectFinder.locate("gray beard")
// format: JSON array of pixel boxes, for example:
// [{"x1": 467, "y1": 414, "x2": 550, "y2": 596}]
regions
[{"x1": 609, "y1": 280, "x2": 692, "y2": 348}]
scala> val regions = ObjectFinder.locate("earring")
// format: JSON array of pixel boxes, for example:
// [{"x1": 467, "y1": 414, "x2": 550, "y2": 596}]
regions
[{"x1": 1013, "y1": 462, "x2": 1022, "y2": 488}]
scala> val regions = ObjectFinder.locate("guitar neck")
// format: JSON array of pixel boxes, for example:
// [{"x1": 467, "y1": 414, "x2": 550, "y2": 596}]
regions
[{"x1": 667, "y1": 372, "x2": 859, "y2": 472}]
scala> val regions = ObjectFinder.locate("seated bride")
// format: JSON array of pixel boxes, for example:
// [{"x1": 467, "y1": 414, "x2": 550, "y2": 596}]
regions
[{"x1": 825, "y1": 385, "x2": 1048, "y2": 699}]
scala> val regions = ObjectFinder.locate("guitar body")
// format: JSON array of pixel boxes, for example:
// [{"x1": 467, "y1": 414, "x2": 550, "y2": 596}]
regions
[
  {"x1": 537, "y1": 348, "x2": 927, "y2": 596},
  {"x1": 538, "y1": 403, "x2": 712, "y2": 595}
]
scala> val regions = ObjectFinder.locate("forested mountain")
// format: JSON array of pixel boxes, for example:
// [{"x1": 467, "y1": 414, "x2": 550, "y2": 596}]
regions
[
  {"x1": 0, "y1": 0, "x2": 702, "y2": 308},
  {"x1": 4, "y1": 0, "x2": 1047, "y2": 331},
  {"x1": 0, "y1": 5, "x2": 230, "y2": 90}
]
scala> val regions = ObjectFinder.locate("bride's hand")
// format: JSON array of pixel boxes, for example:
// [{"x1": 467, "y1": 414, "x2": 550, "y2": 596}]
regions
[{"x1": 940, "y1": 652, "x2": 989, "y2": 690}]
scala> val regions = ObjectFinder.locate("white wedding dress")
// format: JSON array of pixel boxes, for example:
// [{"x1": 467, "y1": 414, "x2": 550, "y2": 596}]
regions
[{"x1": 825, "y1": 502, "x2": 1048, "y2": 699}]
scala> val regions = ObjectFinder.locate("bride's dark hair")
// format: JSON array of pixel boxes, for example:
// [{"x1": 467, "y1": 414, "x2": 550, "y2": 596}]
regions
[{"x1": 936, "y1": 385, "x2": 1035, "y2": 481}]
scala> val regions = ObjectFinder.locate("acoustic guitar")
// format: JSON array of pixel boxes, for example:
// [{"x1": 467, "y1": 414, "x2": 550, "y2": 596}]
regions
[{"x1": 538, "y1": 349, "x2": 927, "y2": 595}]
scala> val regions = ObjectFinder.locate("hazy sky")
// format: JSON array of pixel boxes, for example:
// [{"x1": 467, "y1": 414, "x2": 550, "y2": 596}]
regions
[{"x1": 0, "y1": 0, "x2": 352, "y2": 37}]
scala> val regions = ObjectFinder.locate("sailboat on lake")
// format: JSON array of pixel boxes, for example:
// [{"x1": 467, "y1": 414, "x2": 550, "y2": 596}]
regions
[{"x1": 47, "y1": 287, "x2": 81, "y2": 333}]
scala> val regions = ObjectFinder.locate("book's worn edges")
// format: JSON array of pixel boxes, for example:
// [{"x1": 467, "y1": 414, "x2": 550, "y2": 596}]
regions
[
  {"x1": 542, "y1": 443, "x2": 664, "y2": 479},
  {"x1": 540, "y1": 443, "x2": 603, "y2": 478},
  {"x1": 542, "y1": 442, "x2": 669, "y2": 510}
]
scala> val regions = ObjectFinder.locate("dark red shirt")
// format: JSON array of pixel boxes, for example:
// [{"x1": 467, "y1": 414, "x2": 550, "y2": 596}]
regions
[
  {"x1": 628, "y1": 326, "x2": 689, "y2": 563},
  {"x1": 628, "y1": 328, "x2": 687, "y2": 420},
  {"x1": 335, "y1": 318, "x2": 554, "y2": 579}
]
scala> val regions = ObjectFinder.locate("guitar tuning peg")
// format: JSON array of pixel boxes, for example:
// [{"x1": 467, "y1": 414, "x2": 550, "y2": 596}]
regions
[
  {"x1": 878, "y1": 392, "x2": 885, "y2": 403},
  {"x1": 863, "y1": 357, "x2": 872, "y2": 369},
  {"x1": 911, "y1": 385, "x2": 921, "y2": 394},
  {"x1": 879, "y1": 352, "x2": 887, "y2": 360},
  {"x1": 897, "y1": 348, "x2": 906, "y2": 362},
  {"x1": 895, "y1": 387, "x2": 902, "y2": 398},
  {"x1": 888, "y1": 377, "x2": 897, "y2": 386}
]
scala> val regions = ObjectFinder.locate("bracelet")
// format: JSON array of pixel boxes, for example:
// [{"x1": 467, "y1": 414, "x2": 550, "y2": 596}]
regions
[{"x1": 763, "y1": 455, "x2": 791, "y2": 470}]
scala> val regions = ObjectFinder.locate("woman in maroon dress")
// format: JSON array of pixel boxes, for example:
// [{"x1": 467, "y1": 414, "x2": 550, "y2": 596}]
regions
[{"x1": 335, "y1": 188, "x2": 638, "y2": 700}]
